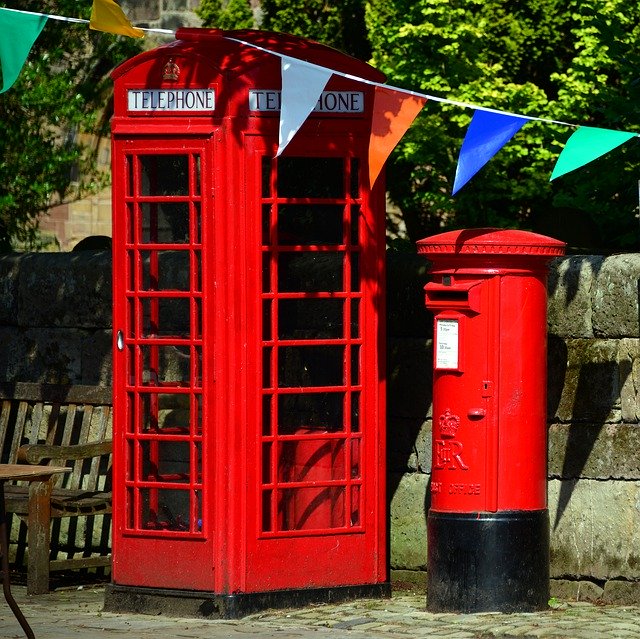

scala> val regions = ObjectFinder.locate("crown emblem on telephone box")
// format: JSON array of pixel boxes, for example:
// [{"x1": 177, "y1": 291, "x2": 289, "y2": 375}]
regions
[{"x1": 163, "y1": 58, "x2": 180, "y2": 81}]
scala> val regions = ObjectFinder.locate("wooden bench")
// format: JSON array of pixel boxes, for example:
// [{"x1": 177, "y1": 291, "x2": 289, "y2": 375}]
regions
[{"x1": 0, "y1": 382, "x2": 112, "y2": 594}]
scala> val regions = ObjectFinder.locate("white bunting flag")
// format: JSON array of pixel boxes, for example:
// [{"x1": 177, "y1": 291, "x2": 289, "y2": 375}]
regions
[{"x1": 277, "y1": 56, "x2": 332, "y2": 156}]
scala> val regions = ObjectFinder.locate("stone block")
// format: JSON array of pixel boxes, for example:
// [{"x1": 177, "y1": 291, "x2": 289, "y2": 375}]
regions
[
  {"x1": 387, "y1": 337, "x2": 432, "y2": 421},
  {"x1": 601, "y1": 580, "x2": 640, "y2": 605},
  {"x1": 81, "y1": 330, "x2": 113, "y2": 385},
  {"x1": 16, "y1": 252, "x2": 111, "y2": 328},
  {"x1": 0, "y1": 255, "x2": 21, "y2": 326},
  {"x1": 1, "y1": 327, "x2": 113, "y2": 386},
  {"x1": 619, "y1": 338, "x2": 640, "y2": 423},
  {"x1": 0, "y1": 327, "x2": 86, "y2": 384},
  {"x1": 547, "y1": 336, "x2": 568, "y2": 418},
  {"x1": 158, "y1": 10, "x2": 202, "y2": 30},
  {"x1": 550, "y1": 339, "x2": 621, "y2": 423},
  {"x1": 549, "y1": 579, "x2": 604, "y2": 602},
  {"x1": 386, "y1": 252, "x2": 432, "y2": 338},
  {"x1": 548, "y1": 423, "x2": 640, "y2": 480},
  {"x1": 388, "y1": 417, "x2": 431, "y2": 474},
  {"x1": 391, "y1": 569, "x2": 427, "y2": 592},
  {"x1": 592, "y1": 254, "x2": 640, "y2": 338},
  {"x1": 549, "y1": 479, "x2": 640, "y2": 580},
  {"x1": 547, "y1": 255, "x2": 603, "y2": 338},
  {"x1": 389, "y1": 472, "x2": 428, "y2": 571}
]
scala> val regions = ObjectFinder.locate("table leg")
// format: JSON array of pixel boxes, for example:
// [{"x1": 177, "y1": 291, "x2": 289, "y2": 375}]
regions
[{"x1": 0, "y1": 481, "x2": 35, "y2": 639}]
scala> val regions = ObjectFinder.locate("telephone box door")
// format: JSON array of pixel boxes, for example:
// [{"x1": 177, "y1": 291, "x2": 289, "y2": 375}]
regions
[
  {"x1": 112, "y1": 137, "x2": 215, "y2": 588},
  {"x1": 243, "y1": 134, "x2": 386, "y2": 590}
]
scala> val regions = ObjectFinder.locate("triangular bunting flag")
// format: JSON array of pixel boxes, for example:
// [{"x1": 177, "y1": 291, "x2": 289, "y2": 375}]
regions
[
  {"x1": 369, "y1": 86, "x2": 426, "y2": 188},
  {"x1": 90, "y1": 0, "x2": 144, "y2": 38},
  {"x1": 550, "y1": 126, "x2": 637, "y2": 180},
  {"x1": 277, "y1": 57, "x2": 332, "y2": 156},
  {"x1": 0, "y1": 8, "x2": 48, "y2": 93},
  {"x1": 452, "y1": 110, "x2": 530, "y2": 195}
]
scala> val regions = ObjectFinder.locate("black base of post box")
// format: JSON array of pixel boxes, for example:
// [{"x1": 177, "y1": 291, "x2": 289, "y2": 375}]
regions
[
  {"x1": 104, "y1": 582, "x2": 391, "y2": 619},
  {"x1": 427, "y1": 509, "x2": 549, "y2": 613}
]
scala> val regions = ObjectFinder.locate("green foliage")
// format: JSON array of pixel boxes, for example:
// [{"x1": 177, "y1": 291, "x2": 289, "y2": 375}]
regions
[
  {"x1": 261, "y1": 0, "x2": 370, "y2": 60},
  {"x1": 546, "y1": 3, "x2": 640, "y2": 250},
  {"x1": 196, "y1": 0, "x2": 255, "y2": 30},
  {"x1": 0, "y1": 0, "x2": 143, "y2": 251},
  {"x1": 3, "y1": 1, "x2": 639, "y2": 253},
  {"x1": 366, "y1": 0, "x2": 640, "y2": 251}
]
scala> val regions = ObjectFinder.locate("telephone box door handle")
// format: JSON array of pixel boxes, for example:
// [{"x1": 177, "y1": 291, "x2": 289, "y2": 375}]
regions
[{"x1": 117, "y1": 330, "x2": 124, "y2": 351}]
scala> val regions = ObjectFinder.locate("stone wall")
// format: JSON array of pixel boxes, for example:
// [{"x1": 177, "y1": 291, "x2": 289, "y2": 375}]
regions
[
  {"x1": 387, "y1": 253, "x2": 640, "y2": 603},
  {"x1": 1, "y1": 250, "x2": 640, "y2": 602},
  {"x1": 0, "y1": 251, "x2": 112, "y2": 385},
  {"x1": 547, "y1": 256, "x2": 640, "y2": 603},
  {"x1": 39, "y1": 4, "x2": 202, "y2": 251}
]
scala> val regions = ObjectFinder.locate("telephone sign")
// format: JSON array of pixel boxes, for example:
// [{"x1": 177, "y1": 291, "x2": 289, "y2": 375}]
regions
[{"x1": 127, "y1": 88, "x2": 216, "y2": 111}]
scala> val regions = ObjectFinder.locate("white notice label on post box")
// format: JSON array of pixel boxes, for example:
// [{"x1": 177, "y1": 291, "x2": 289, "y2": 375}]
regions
[{"x1": 436, "y1": 319, "x2": 459, "y2": 369}]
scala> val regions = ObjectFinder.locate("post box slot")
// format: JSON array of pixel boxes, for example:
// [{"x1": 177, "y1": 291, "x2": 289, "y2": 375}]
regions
[
  {"x1": 427, "y1": 290, "x2": 469, "y2": 302},
  {"x1": 424, "y1": 281, "x2": 482, "y2": 312}
]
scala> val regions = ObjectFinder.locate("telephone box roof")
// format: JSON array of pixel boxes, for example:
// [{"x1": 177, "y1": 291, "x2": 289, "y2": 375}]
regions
[{"x1": 111, "y1": 28, "x2": 386, "y2": 83}]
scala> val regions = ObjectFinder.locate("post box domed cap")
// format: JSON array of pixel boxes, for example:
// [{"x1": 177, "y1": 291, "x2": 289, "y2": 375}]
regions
[{"x1": 416, "y1": 228, "x2": 566, "y2": 257}]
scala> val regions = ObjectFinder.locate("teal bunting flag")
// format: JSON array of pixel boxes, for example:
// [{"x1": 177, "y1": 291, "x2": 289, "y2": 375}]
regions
[
  {"x1": 550, "y1": 126, "x2": 638, "y2": 180},
  {"x1": 0, "y1": 8, "x2": 48, "y2": 93}
]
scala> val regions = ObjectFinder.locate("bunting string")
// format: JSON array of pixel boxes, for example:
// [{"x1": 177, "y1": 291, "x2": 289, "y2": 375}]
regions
[
  {"x1": 1, "y1": 6, "x2": 639, "y2": 193},
  {"x1": 0, "y1": 6, "x2": 89, "y2": 24},
  {"x1": 226, "y1": 35, "x2": 584, "y2": 187},
  {"x1": 225, "y1": 36, "x2": 575, "y2": 128},
  {"x1": 0, "y1": 5, "x2": 174, "y2": 32}
]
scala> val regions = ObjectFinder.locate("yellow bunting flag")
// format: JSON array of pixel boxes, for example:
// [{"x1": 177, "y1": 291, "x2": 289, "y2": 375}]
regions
[
  {"x1": 90, "y1": 0, "x2": 144, "y2": 38},
  {"x1": 369, "y1": 86, "x2": 426, "y2": 188}
]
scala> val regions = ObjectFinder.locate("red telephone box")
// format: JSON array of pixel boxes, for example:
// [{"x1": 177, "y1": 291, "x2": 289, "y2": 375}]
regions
[
  {"x1": 417, "y1": 228, "x2": 565, "y2": 613},
  {"x1": 105, "y1": 29, "x2": 389, "y2": 617}
]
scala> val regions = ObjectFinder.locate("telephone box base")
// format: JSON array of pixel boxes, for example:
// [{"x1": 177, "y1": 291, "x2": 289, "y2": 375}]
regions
[
  {"x1": 104, "y1": 582, "x2": 391, "y2": 619},
  {"x1": 427, "y1": 510, "x2": 549, "y2": 613}
]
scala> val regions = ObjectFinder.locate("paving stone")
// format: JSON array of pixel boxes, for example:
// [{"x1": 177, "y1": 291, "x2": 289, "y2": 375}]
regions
[{"x1": 5, "y1": 587, "x2": 640, "y2": 639}]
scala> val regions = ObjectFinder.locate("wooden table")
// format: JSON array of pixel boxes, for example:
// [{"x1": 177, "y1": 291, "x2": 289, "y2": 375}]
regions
[{"x1": 0, "y1": 464, "x2": 70, "y2": 639}]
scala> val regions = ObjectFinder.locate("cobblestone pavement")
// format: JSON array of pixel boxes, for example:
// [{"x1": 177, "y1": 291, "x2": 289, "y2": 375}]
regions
[{"x1": 1, "y1": 586, "x2": 640, "y2": 638}]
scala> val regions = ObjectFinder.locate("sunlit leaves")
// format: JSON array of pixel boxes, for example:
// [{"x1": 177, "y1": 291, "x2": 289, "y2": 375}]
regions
[
  {"x1": 366, "y1": 0, "x2": 640, "y2": 251},
  {"x1": 0, "y1": 0, "x2": 143, "y2": 250}
]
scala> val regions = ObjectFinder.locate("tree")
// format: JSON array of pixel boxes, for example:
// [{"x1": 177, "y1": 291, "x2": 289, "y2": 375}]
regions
[
  {"x1": 237, "y1": 0, "x2": 640, "y2": 252},
  {"x1": 261, "y1": 0, "x2": 370, "y2": 60},
  {"x1": 196, "y1": 0, "x2": 255, "y2": 31},
  {"x1": 0, "y1": 0, "x2": 143, "y2": 251},
  {"x1": 365, "y1": 0, "x2": 640, "y2": 251},
  {"x1": 198, "y1": 0, "x2": 370, "y2": 61}
]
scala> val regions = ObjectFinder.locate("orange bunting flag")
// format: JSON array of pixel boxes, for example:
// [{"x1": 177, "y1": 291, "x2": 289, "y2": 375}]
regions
[
  {"x1": 90, "y1": 0, "x2": 144, "y2": 38},
  {"x1": 369, "y1": 86, "x2": 427, "y2": 188}
]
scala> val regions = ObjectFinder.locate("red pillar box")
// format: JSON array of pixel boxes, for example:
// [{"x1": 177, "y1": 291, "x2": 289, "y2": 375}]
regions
[
  {"x1": 105, "y1": 29, "x2": 389, "y2": 618},
  {"x1": 417, "y1": 228, "x2": 565, "y2": 613}
]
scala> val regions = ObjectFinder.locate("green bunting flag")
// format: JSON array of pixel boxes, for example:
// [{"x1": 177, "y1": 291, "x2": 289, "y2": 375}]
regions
[
  {"x1": 0, "y1": 8, "x2": 48, "y2": 93},
  {"x1": 550, "y1": 126, "x2": 637, "y2": 180}
]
